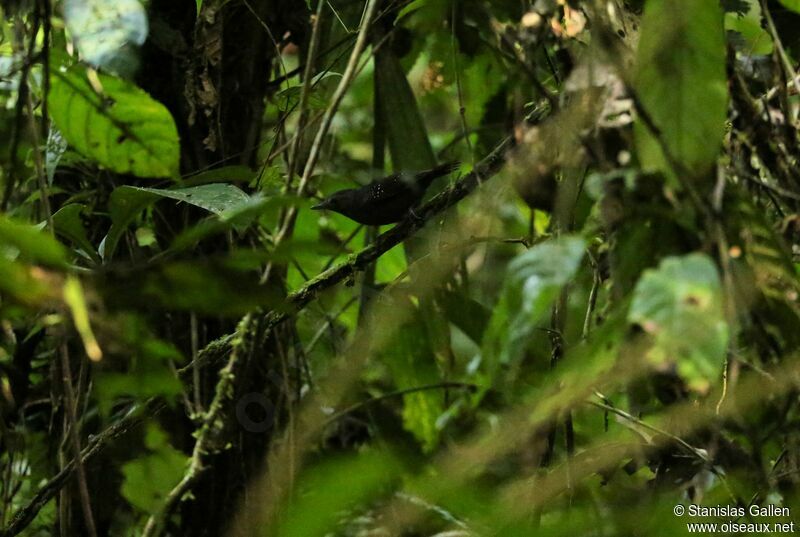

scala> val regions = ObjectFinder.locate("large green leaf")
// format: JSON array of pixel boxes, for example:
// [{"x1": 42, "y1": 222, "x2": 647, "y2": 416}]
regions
[
  {"x1": 634, "y1": 0, "x2": 728, "y2": 177},
  {"x1": 382, "y1": 310, "x2": 445, "y2": 452},
  {"x1": 628, "y1": 253, "x2": 729, "y2": 392},
  {"x1": 49, "y1": 68, "x2": 179, "y2": 178},
  {"x1": 101, "y1": 183, "x2": 251, "y2": 260},
  {"x1": 275, "y1": 450, "x2": 399, "y2": 537},
  {"x1": 374, "y1": 47, "x2": 436, "y2": 172},
  {"x1": 481, "y1": 236, "x2": 586, "y2": 384}
]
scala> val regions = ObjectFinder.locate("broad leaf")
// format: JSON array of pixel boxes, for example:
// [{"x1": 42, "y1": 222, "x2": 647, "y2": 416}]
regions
[
  {"x1": 102, "y1": 183, "x2": 251, "y2": 260},
  {"x1": 121, "y1": 425, "x2": 187, "y2": 513},
  {"x1": 382, "y1": 311, "x2": 445, "y2": 452},
  {"x1": 481, "y1": 236, "x2": 586, "y2": 384},
  {"x1": 49, "y1": 68, "x2": 179, "y2": 178},
  {"x1": 628, "y1": 253, "x2": 729, "y2": 392},
  {"x1": 275, "y1": 451, "x2": 399, "y2": 537},
  {"x1": 634, "y1": 0, "x2": 728, "y2": 177}
]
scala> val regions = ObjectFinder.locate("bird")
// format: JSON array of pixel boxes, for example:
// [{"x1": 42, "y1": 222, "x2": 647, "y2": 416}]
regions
[{"x1": 311, "y1": 161, "x2": 460, "y2": 225}]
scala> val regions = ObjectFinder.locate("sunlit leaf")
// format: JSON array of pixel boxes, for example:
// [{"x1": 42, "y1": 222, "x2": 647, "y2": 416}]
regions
[{"x1": 49, "y1": 67, "x2": 179, "y2": 178}]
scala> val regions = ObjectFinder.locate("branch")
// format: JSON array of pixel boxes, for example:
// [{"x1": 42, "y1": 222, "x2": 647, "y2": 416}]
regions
[
  {"x1": 5, "y1": 135, "x2": 514, "y2": 537},
  {"x1": 142, "y1": 134, "x2": 515, "y2": 536}
]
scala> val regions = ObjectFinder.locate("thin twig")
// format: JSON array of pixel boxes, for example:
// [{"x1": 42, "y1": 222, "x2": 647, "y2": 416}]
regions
[
  {"x1": 58, "y1": 345, "x2": 97, "y2": 537},
  {"x1": 268, "y1": 0, "x2": 381, "y2": 276},
  {"x1": 145, "y1": 135, "x2": 515, "y2": 536},
  {"x1": 326, "y1": 382, "x2": 477, "y2": 425},
  {"x1": 3, "y1": 399, "x2": 161, "y2": 537}
]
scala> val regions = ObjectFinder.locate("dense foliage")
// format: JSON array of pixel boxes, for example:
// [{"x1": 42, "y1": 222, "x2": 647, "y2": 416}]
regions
[{"x1": 2, "y1": 0, "x2": 800, "y2": 535}]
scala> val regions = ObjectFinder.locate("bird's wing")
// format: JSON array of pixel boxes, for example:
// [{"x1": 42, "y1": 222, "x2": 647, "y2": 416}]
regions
[{"x1": 367, "y1": 175, "x2": 417, "y2": 203}]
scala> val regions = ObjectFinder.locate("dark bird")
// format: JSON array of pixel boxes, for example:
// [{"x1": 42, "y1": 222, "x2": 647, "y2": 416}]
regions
[{"x1": 311, "y1": 161, "x2": 460, "y2": 225}]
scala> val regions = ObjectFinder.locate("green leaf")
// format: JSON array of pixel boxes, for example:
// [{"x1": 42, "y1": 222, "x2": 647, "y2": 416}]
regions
[
  {"x1": 375, "y1": 47, "x2": 436, "y2": 171},
  {"x1": 130, "y1": 183, "x2": 251, "y2": 214},
  {"x1": 63, "y1": 0, "x2": 147, "y2": 75},
  {"x1": 634, "y1": 0, "x2": 728, "y2": 177},
  {"x1": 95, "y1": 315, "x2": 183, "y2": 415},
  {"x1": 102, "y1": 183, "x2": 252, "y2": 260},
  {"x1": 725, "y1": 0, "x2": 773, "y2": 55},
  {"x1": 121, "y1": 424, "x2": 187, "y2": 514},
  {"x1": 779, "y1": 0, "x2": 800, "y2": 13},
  {"x1": 438, "y1": 290, "x2": 491, "y2": 344},
  {"x1": 382, "y1": 311, "x2": 444, "y2": 452},
  {"x1": 63, "y1": 275, "x2": 102, "y2": 361},
  {"x1": 628, "y1": 253, "x2": 729, "y2": 392},
  {"x1": 49, "y1": 68, "x2": 179, "y2": 178},
  {"x1": 0, "y1": 215, "x2": 68, "y2": 268},
  {"x1": 397, "y1": 0, "x2": 429, "y2": 21},
  {"x1": 276, "y1": 450, "x2": 399, "y2": 537},
  {"x1": 52, "y1": 204, "x2": 99, "y2": 262},
  {"x1": 481, "y1": 236, "x2": 586, "y2": 383}
]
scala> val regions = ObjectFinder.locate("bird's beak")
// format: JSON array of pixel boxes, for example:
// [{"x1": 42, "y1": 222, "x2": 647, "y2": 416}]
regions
[{"x1": 311, "y1": 199, "x2": 329, "y2": 210}]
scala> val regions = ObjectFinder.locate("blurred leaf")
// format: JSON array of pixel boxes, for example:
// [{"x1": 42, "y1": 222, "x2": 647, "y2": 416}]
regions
[
  {"x1": 481, "y1": 236, "x2": 586, "y2": 384},
  {"x1": 0, "y1": 259, "x2": 58, "y2": 306},
  {"x1": 438, "y1": 290, "x2": 490, "y2": 344},
  {"x1": 49, "y1": 67, "x2": 179, "y2": 178},
  {"x1": 101, "y1": 259, "x2": 284, "y2": 316},
  {"x1": 63, "y1": 275, "x2": 102, "y2": 361},
  {"x1": 0, "y1": 215, "x2": 68, "y2": 268},
  {"x1": 52, "y1": 204, "x2": 99, "y2": 262},
  {"x1": 383, "y1": 310, "x2": 444, "y2": 452},
  {"x1": 121, "y1": 424, "x2": 187, "y2": 513},
  {"x1": 397, "y1": 0, "x2": 430, "y2": 21},
  {"x1": 275, "y1": 72, "x2": 340, "y2": 112},
  {"x1": 634, "y1": 0, "x2": 728, "y2": 177},
  {"x1": 628, "y1": 253, "x2": 728, "y2": 392},
  {"x1": 275, "y1": 450, "x2": 399, "y2": 537},
  {"x1": 64, "y1": 0, "x2": 147, "y2": 75},
  {"x1": 95, "y1": 315, "x2": 183, "y2": 414}
]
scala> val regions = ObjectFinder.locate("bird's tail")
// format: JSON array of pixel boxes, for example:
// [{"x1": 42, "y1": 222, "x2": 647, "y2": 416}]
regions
[{"x1": 415, "y1": 160, "x2": 461, "y2": 189}]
